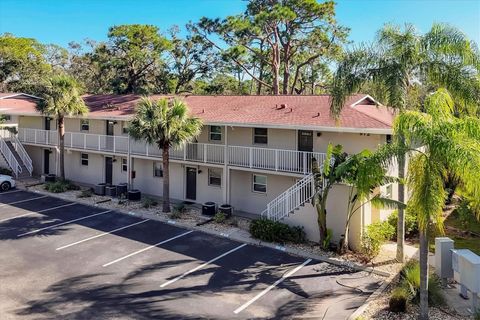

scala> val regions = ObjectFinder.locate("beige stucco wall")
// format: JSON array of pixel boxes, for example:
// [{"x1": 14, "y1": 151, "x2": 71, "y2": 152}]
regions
[
  {"x1": 284, "y1": 184, "x2": 370, "y2": 250},
  {"x1": 18, "y1": 116, "x2": 45, "y2": 130},
  {"x1": 229, "y1": 169, "x2": 298, "y2": 214},
  {"x1": 315, "y1": 131, "x2": 385, "y2": 155},
  {"x1": 131, "y1": 158, "x2": 224, "y2": 204},
  {"x1": 24, "y1": 145, "x2": 57, "y2": 176}
]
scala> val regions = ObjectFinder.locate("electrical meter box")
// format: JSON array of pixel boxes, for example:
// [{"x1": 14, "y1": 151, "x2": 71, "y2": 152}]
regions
[
  {"x1": 451, "y1": 249, "x2": 480, "y2": 293},
  {"x1": 435, "y1": 237, "x2": 454, "y2": 279}
]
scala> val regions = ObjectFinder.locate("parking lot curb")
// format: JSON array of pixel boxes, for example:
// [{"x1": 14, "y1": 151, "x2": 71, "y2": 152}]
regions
[
  {"x1": 347, "y1": 271, "x2": 398, "y2": 320},
  {"x1": 17, "y1": 186, "x2": 391, "y2": 278}
]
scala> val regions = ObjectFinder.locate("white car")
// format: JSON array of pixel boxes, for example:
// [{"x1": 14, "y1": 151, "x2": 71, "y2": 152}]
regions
[{"x1": 0, "y1": 174, "x2": 16, "y2": 192}]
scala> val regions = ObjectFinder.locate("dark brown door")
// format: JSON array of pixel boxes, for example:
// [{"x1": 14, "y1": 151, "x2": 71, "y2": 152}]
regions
[
  {"x1": 298, "y1": 130, "x2": 313, "y2": 172},
  {"x1": 43, "y1": 149, "x2": 50, "y2": 174},
  {"x1": 105, "y1": 157, "x2": 113, "y2": 185},
  {"x1": 298, "y1": 130, "x2": 313, "y2": 152},
  {"x1": 186, "y1": 167, "x2": 197, "y2": 200},
  {"x1": 106, "y1": 121, "x2": 115, "y2": 135},
  {"x1": 44, "y1": 117, "x2": 51, "y2": 131}
]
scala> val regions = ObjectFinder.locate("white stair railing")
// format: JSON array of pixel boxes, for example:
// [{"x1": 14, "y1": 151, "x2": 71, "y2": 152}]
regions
[
  {"x1": 8, "y1": 131, "x2": 32, "y2": 175},
  {"x1": 261, "y1": 162, "x2": 330, "y2": 221},
  {"x1": 261, "y1": 173, "x2": 316, "y2": 221},
  {"x1": 0, "y1": 136, "x2": 22, "y2": 177}
]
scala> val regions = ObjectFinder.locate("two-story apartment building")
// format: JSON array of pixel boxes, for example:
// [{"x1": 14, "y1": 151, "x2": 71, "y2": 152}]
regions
[{"x1": 0, "y1": 93, "x2": 397, "y2": 249}]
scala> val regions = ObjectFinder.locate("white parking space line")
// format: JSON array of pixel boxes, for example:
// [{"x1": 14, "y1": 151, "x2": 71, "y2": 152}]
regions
[
  {"x1": 0, "y1": 195, "x2": 48, "y2": 207},
  {"x1": 160, "y1": 243, "x2": 247, "y2": 288},
  {"x1": 233, "y1": 258, "x2": 312, "y2": 314},
  {"x1": 0, "y1": 189, "x2": 22, "y2": 195},
  {"x1": 56, "y1": 219, "x2": 151, "y2": 250},
  {"x1": 17, "y1": 210, "x2": 111, "y2": 237},
  {"x1": 0, "y1": 203, "x2": 76, "y2": 223},
  {"x1": 102, "y1": 230, "x2": 194, "y2": 268}
]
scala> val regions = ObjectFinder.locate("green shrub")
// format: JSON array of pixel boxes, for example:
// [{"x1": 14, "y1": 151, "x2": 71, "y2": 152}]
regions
[
  {"x1": 142, "y1": 197, "x2": 158, "y2": 209},
  {"x1": 387, "y1": 208, "x2": 418, "y2": 239},
  {"x1": 322, "y1": 228, "x2": 333, "y2": 250},
  {"x1": 389, "y1": 287, "x2": 408, "y2": 312},
  {"x1": 361, "y1": 221, "x2": 395, "y2": 259},
  {"x1": 0, "y1": 167, "x2": 13, "y2": 176},
  {"x1": 249, "y1": 218, "x2": 305, "y2": 244},
  {"x1": 77, "y1": 188, "x2": 93, "y2": 198},
  {"x1": 474, "y1": 309, "x2": 480, "y2": 320},
  {"x1": 214, "y1": 212, "x2": 226, "y2": 224},
  {"x1": 400, "y1": 261, "x2": 445, "y2": 306},
  {"x1": 44, "y1": 180, "x2": 79, "y2": 193},
  {"x1": 169, "y1": 203, "x2": 187, "y2": 219}
]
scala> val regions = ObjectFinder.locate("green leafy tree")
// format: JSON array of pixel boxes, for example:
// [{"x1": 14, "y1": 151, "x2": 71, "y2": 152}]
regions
[
  {"x1": 128, "y1": 98, "x2": 202, "y2": 212},
  {"x1": 90, "y1": 25, "x2": 171, "y2": 94},
  {"x1": 193, "y1": 0, "x2": 347, "y2": 94},
  {"x1": 36, "y1": 75, "x2": 88, "y2": 180},
  {"x1": 395, "y1": 89, "x2": 480, "y2": 320},
  {"x1": 330, "y1": 23, "x2": 479, "y2": 261},
  {"x1": 0, "y1": 34, "x2": 51, "y2": 92}
]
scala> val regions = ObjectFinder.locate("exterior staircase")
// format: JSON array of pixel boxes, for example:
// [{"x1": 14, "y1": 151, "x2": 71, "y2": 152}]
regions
[
  {"x1": 0, "y1": 129, "x2": 33, "y2": 179},
  {"x1": 261, "y1": 161, "x2": 330, "y2": 221}
]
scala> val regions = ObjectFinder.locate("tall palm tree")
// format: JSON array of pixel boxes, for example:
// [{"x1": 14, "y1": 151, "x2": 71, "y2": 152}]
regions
[
  {"x1": 395, "y1": 89, "x2": 480, "y2": 320},
  {"x1": 330, "y1": 23, "x2": 479, "y2": 261},
  {"x1": 128, "y1": 98, "x2": 202, "y2": 213},
  {"x1": 36, "y1": 74, "x2": 88, "y2": 180}
]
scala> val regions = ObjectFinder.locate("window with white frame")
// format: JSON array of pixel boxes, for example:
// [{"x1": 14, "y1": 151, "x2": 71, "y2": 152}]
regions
[
  {"x1": 153, "y1": 162, "x2": 163, "y2": 177},
  {"x1": 209, "y1": 125, "x2": 222, "y2": 141},
  {"x1": 121, "y1": 158, "x2": 128, "y2": 172},
  {"x1": 208, "y1": 169, "x2": 222, "y2": 187},
  {"x1": 80, "y1": 119, "x2": 89, "y2": 131},
  {"x1": 253, "y1": 128, "x2": 268, "y2": 144},
  {"x1": 81, "y1": 153, "x2": 89, "y2": 166},
  {"x1": 252, "y1": 174, "x2": 267, "y2": 193},
  {"x1": 2, "y1": 115, "x2": 11, "y2": 121}
]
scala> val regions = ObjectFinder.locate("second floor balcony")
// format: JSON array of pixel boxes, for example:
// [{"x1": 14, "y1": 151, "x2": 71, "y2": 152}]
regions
[{"x1": 18, "y1": 128, "x2": 326, "y2": 175}]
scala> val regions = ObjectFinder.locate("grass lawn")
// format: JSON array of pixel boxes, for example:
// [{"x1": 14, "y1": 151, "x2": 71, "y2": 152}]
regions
[{"x1": 442, "y1": 208, "x2": 480, "y2": 255}]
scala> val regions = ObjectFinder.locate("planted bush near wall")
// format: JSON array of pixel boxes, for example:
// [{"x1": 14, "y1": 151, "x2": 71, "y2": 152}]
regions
[
  {"x1": 249, "y1": 219, "x2": 305, "y2": 244},
  {"x1": 387, "y1": 209, "x2": 418, "y2": 239},
  {"x1": 44, "y1": 180, "x2": 79, "y2": 193},
  {"x1": 361, "y1": 221, "x2": 395, "y2": 259}
]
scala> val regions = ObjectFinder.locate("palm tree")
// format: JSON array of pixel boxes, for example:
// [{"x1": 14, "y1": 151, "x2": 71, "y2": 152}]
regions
[
  {"x1": 36, "y1": 74, "x2": 88, "y2": 180},
  {"x1": 311, "y1": 143, "x2": 347, "y2": 245},
  {"x1": 337, "y1": 147, "x2": 405, "y2": 251},
  {"x1": 128, "y1": 98, "x2": 202, "y2": 213},
  {"x1": 330, "y1": 23, "x2": 479, "y2": 261},
  {"x1": 395, "y1": 89, "x2": 480, "y2": 320}
]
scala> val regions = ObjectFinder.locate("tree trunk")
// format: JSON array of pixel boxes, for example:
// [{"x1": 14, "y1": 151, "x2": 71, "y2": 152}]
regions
[
  {"x1": 419, "y1": 228, "x2": 429, "y2": 320},
  {"x1": 342, "y1": 222, "x2": 350, "y2": 253},
  {"x1": 397, "y1": 152, "x2": 406, "y2": 262},
  {"x1": 162, "y1": 146, "x2": 170, "y2": 213},
  {"x1": 58, "y1": 116, "x2": 65, "y2": 180},
  {"x1": 317, "y1": 196, "x2": 327, "y2": 245}
]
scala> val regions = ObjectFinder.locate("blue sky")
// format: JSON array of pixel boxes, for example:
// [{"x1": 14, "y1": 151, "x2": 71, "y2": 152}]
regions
[{"x1": 0, "y1": 0, "x2": 478, "y2": 47}]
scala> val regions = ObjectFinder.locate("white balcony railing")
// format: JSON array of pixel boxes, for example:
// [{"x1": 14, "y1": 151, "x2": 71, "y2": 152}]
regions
[{"x1": 17, "y1": 128, "x2": 326, "y2": 174}]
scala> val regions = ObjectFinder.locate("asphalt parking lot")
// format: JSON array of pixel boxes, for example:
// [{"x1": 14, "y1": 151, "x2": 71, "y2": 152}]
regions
[{"x1": 0, "y1": 189, "x2": 382, "y2": 320}]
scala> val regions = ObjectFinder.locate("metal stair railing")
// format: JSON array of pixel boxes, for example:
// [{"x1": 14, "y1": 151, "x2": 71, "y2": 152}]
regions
[
  {"x1": 0, "y1": 133, "x2": 22, "y2": 177},
  {"x1": 3, "y1": 129, "x2": 33, "y2": 175}
]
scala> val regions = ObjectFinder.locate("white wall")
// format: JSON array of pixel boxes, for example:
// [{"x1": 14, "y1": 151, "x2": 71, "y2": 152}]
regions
[
  {"x1": 229, "y1": 169, "x2": 298, "y2": 214},
  {"x1": 284, "y1": 184, "x2": 368, "y2": 250}
]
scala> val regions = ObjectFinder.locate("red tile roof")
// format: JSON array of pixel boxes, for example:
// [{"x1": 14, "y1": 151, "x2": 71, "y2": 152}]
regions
[{"x1": 0, "y1": 93, "x2": 395, "y2": 132}]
